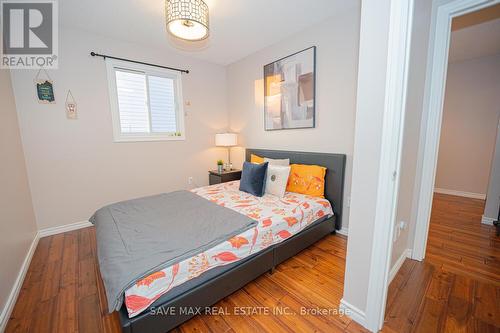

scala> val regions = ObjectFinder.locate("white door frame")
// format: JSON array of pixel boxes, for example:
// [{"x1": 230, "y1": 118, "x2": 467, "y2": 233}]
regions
[
  {"x1": 363, "y1": 0, "x2": 414, "y2": 331},
  {"x1": 411, "y1": 0, "x2": 499, "y2": 261}
]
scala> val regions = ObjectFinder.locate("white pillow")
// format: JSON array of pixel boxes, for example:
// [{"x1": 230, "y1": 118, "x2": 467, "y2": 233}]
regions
[
  {"x1": 265, "y1": 165, "x2": 291, "y2": 197},
  {"x1": 264, "y1": 157, "x2": 290, "y2": 166}
]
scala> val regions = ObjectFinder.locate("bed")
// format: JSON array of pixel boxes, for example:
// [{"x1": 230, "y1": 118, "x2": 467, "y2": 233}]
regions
[{"x1": 96, "y1": 149, "x2": 346, "y2": 333}]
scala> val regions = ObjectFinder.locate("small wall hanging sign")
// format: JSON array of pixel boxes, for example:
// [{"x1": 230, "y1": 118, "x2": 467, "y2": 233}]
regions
[
  {"x1": 34, "y1": 69, "x2": 55, "y2": 104},
  {"x1": 65, "y1": 90, "x2": 77, "y2": 119}
]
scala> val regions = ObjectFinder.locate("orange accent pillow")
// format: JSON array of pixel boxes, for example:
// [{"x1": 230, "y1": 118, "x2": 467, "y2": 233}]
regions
[
  {"x1": 286, "y1": 164, "x2": 326, "y2": 198},
  {"x1": 250, "y1": 154, "x2": 264, "y2": 164}
]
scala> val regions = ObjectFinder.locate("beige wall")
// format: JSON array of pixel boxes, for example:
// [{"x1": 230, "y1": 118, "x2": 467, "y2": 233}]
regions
[
  {"x1": 435, "y1": 54, "x2": 500, "y2": 195},
  {"x1": 0, "y1": 70, "x2": 37, "y2": 326},
  {"x1": 391, "y1": 0, "x2": 433, "y2": 267},
  {"x1": 10, "y1": 27, "x2": 229, "y2": 230},
  {"x1": 226, "y1": 8, "x2": 361, "y2": 229}
]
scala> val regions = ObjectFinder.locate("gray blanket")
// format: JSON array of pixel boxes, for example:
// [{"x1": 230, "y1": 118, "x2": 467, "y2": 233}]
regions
[{"x1": 90, "y1": 190, "x2": 257, "y2": 312}]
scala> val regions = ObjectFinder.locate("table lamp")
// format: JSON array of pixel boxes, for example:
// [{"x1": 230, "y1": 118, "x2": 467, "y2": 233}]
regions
[{"x1": 215, "y1": 133, "x2": 237, "y2": 169}]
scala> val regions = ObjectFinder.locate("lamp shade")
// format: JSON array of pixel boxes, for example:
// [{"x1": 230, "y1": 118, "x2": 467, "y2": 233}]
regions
[
  {"x1": 215, "y1": 133, "x2": 237, "y2": 147},
  {"x1": 165, "y1": 0, "x2": 209, "y2": 41}
]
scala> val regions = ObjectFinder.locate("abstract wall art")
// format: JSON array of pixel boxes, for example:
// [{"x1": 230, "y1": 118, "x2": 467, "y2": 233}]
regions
[{"x1": 264, "y1": 46, "x2": 316, "y2": 130}]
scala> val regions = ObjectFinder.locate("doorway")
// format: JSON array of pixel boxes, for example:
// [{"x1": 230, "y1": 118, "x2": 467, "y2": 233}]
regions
[
  {"x1": 384, "y1": 1, "x2": 500, "y2": 331},
  {"x1": 412, "y1": 0, "x2": 500, "y2": 262}
]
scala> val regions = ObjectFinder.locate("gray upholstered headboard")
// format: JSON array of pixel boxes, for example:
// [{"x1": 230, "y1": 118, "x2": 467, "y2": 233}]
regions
[{"x1": 245, "y1": 149, "x2": 346, "y2": 230}]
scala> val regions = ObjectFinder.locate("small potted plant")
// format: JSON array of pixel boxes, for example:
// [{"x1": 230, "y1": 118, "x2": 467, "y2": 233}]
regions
[{"x1": 217, "y1": 160, "x2": 224, "y2": 173}]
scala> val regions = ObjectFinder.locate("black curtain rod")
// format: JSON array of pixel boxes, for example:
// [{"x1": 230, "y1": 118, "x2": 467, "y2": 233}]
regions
[{"x1": 90, "y1": 51, "x2": 189, "y2": 74}]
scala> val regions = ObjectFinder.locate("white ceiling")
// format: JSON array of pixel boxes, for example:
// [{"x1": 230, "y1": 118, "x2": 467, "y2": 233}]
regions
[
  {"x1": 60, "y1": 0, "x2": 357, "y2": 65},
  {"x1": 449, "y1": 18, "x2": 500, "y2": 63}
]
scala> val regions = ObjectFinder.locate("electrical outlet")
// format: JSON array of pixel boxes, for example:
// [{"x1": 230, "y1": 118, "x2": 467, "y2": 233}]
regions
[
  {"x1": 393, "y1": 220, "x2": 406, "y2": 242},
  {"x1": 399, "y1": 221, "x2": 407, "y2": 230},
  {"x1": 188, "y1": 177, "x2": 194, "y2": 185}
]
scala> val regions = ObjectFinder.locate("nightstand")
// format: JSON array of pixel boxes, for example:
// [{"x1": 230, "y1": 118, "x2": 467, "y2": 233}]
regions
[{"x1": 209, "y1": 169, "x2": 242, "y2": 185}]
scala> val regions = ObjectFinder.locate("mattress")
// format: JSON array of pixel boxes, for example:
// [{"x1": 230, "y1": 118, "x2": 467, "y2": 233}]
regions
[
  {"x1": 92, "y1": 190, "x2": 257, "y2": 313},
  {"x1": 126, "y1": 213, "x2": 329, "y2": 317},
  {"x1": 124, "y1": 181, "x2": 333, "y2": 317}
]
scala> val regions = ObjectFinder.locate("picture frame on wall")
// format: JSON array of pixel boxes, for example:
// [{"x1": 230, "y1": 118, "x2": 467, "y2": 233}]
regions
[
  {"x1": 36, "y1": 80, "x2": 56, "y2": 104},
  {"x1": 264, "y1": 46, "x2": 316, "y2": 130},
  {"x1": 34, "y1": 69, "x2": 56, "y2": 104}
]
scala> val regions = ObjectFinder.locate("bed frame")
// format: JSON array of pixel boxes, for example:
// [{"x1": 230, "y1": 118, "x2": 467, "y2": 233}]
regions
[{"x1": 118, "y1": 149, "x2": 346, "y2": 333}]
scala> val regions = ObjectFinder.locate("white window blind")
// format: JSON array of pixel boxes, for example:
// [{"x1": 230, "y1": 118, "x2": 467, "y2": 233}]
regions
[
  {"x1": 148, "y1": 75, "x2": 177, "y2": 133},
  {"x1": 106, "y1": 59, "x2": 184, "y2": 142},
  {"x1": 115, "y1": 70, "x2": 149, "y2": 133}
]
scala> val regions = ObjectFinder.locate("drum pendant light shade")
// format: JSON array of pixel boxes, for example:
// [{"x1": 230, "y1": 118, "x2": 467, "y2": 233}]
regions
[{"x1": 166, "y1": 0, "x2": 209, "y2": 41}]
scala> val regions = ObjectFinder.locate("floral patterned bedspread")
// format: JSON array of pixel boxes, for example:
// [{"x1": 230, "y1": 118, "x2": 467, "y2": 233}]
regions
[{"x1": 124, "y1": 181, "x2": 333, "y2": 317}]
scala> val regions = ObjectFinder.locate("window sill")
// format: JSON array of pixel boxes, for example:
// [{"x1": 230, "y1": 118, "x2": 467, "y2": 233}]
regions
[{"x1": 113, "y1": 135, "x2": 186, "y2": 143}]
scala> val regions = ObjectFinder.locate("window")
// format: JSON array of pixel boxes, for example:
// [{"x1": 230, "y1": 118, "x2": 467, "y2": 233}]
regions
[{"x1": 106, "y1": 59, "x2": 185, "y2": 142}]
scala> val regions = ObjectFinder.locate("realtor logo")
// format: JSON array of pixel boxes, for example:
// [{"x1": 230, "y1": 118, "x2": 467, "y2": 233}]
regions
[{"x1": 1, "y1": 0, "x2": 58, "y2": 68}]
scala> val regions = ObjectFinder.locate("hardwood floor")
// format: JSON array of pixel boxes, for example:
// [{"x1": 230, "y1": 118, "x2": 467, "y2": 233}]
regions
[
  {"x1": 383, "y1": 194, "x2": 500, "y2": 332},
  {"x1": 6, "y1": 193, "x2": 498, "y2": 332},
  {"x1": 5, "y1": 228, "x2": 367, "y2": 333}
]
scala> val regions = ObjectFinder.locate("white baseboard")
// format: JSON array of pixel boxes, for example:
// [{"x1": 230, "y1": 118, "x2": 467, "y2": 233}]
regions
[
  {"x1": 336, "y1": 227, "x2": 349, "y2": 237},
  {"x1": 434, "y1": 188, "x2": 486, "y2": 200},
  {"x1": 0, "y1": 232, "x2": 39, "y2": 332},
  {"x1": 481, "y1": 215, "x2": 496, "y2": 226},
  {"x1": 38, "y1": 220, "x2": 92, "y2": 238},
  {"x1": 389, "y1": 248, "x2": 412, "y2": 283},
  {"x1": 340, "y1": 298, "x2": 367, "y2": 329}
]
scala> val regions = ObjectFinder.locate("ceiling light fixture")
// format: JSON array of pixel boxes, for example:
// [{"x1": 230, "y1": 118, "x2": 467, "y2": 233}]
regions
[{"x1": 165, "y1": 0, "x2": 209, "y2": 41}]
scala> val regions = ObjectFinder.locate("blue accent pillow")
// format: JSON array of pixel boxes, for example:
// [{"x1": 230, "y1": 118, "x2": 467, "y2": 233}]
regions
[{"x1": 239, "y1": 161, "x2": 268, "y2": 197}]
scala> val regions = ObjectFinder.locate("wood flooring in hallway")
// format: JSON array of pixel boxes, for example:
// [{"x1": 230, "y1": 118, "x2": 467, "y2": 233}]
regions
[{"x1": 383, "y1": 193, "x2": 500, "y2": 332}]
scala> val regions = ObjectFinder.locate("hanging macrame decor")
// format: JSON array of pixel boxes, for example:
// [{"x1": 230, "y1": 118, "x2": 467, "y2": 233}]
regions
[
  {"x1": 34, "y1": 69, "x2": 55, "y2": 104},
  {"x1": 65, "y1": 90, "x2": 77, "y2": 119}
]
